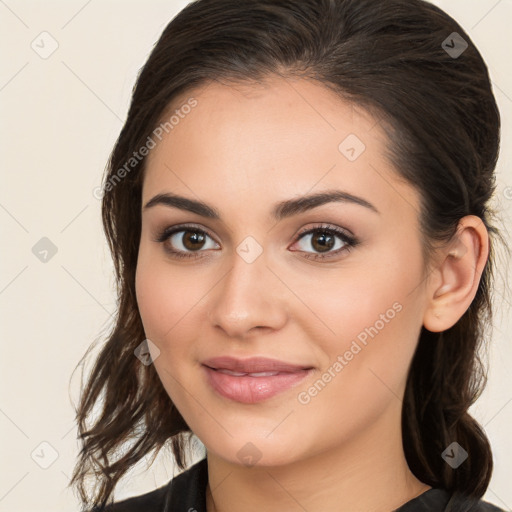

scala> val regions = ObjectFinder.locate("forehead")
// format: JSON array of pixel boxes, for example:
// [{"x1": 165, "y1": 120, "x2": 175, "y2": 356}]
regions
[{"x1": 142, "y1": 76, "x2": 420, "y2": 223}]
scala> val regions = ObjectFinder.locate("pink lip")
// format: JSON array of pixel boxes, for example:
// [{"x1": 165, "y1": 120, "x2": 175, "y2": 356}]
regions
[
  {"x1": 203, "y1": 356, "x2": 311, "y2": 373},
  {"x1": 202, "y1": 356, "x2": 314, "y2": 404}
]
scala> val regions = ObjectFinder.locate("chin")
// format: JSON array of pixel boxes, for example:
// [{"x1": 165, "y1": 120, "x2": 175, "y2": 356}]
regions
[{"x1": 197, "y1": 426, "x2": 312, "y2": 468}]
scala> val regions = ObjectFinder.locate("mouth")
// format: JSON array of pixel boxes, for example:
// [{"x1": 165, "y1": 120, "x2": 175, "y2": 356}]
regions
[{"x1": 202, "y1": 356, "x2": 314, "y2": 404}]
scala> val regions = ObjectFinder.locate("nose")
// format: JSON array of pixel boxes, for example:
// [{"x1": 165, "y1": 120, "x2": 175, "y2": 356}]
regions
[{"x1": 207, "y1": 248, "x2": 288, "y2": 340}]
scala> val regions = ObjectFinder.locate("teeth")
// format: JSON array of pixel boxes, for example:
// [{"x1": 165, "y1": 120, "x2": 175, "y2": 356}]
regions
[
  {"x1": 217, "y1": 369, "x2": 247, "y2": 376},
  {"x1": 216, "y1": 369, "x2": 280, "y2": 377}
]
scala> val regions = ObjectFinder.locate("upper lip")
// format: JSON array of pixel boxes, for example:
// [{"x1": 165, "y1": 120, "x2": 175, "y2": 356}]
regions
[{"x1": 202, "y1": 356, "x2": 312, "y2": 373}]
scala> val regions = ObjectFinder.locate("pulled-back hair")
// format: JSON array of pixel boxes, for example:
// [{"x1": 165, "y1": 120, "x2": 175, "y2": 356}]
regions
[{"x1": 69, "y1": 0, "x2": 506, "y2": 509}]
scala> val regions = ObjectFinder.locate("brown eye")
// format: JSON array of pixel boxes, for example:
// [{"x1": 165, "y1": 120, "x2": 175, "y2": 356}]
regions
[
  {"x1": 309, "y1": 231, "x2": 336, "y2": 253},
  {"x1": 292, "y1": 225, "x2": 358, "y2": 261},
  {"x1": 155, "y1": 225, "x2": 220, "y2": 259},
  {"x1": 181, "y1": 231, "x2": 207, "y2": 251}
]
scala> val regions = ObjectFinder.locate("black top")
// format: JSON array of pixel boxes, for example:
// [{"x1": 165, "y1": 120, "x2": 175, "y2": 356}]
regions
[{"x1": 93, "y1": 458, "x2": 506, "y2": 512}]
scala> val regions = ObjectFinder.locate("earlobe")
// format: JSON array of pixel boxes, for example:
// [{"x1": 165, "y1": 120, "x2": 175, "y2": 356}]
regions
[{"x1": 422, "y1": 216, "x2": 489, "y2": 333}]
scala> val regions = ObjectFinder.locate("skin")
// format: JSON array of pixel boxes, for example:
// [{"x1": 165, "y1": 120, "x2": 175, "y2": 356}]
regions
[{"x1": 135, "y1": 76, "x2": 489, "y2": 512}]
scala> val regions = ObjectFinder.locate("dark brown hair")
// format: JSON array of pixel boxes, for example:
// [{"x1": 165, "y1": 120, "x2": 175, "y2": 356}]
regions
[{"x1": 69, "y1": 0, "x2": 507, "y2": 509}]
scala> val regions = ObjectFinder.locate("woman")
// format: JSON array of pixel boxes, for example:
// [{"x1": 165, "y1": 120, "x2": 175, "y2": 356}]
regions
[{"x1": 70, "y1": 0, "x2": 509, "y2": 510}]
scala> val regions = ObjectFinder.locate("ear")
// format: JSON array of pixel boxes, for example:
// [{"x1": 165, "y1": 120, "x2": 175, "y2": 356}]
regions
[{"x1": 422, "y1": 215, "x2": 489, "y2": 333}]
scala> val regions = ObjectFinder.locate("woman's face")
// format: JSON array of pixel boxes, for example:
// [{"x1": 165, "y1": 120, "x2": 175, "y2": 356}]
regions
[{"x1": 136, "y1": 76, "x2": 432, "y2": 467}]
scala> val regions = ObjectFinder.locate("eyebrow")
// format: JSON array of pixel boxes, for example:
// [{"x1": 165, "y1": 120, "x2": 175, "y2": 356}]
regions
[{"x1": 143, "y1": 189, "x2": 379, "y2": 220}]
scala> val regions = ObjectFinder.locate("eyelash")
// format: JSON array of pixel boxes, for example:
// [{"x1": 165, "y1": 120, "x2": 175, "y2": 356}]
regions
[{"x1": 153, "y1": 223, "x2": 359, "y2": 261}]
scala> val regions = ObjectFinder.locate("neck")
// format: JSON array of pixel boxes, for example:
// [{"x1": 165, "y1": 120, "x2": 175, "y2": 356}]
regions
[{"x1": 205, "y1": 402, "x2": 430, "y2": 512}]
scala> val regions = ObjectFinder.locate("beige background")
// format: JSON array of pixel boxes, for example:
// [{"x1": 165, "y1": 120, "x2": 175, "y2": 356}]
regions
[{"x1": 0, "y1": 0, "x2": 511, "y2": 510}]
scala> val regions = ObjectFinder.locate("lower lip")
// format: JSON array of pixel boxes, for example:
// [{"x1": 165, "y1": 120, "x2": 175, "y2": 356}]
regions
[{"x1": 202, "y1": 365, "x2": 313, "y2": 404}]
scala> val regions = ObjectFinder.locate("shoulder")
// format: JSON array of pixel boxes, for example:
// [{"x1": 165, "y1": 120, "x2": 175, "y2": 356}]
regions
[
  {"x1": 481, "y1": 503, "x2": 508, "y2": 511},
  {"x1": 463, "y1": 498, "x2": 508, "y2": 512},
  {"x1": 93, "y1": 484, "x2": 168, "y2": 512},
  {"x1": 88, "y1": 457, "x2": 208, "y2": 512},
  {"x1": 448, "y1": 490, "x2": 508, "y2": 512},
  {"x1": 396, "y1": 488, "x2": 508, "y2": 512}
]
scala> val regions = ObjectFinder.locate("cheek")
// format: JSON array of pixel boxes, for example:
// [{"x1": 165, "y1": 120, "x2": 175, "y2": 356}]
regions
[
  {"x1": 135, "y1": 254, "x2": 200, "y2": 403},
  {"x1": 135, "y1": 248, "x2": 195, "y2": 345},
  {"x1": 292, "y1": 284, "x2": 422, "y2": 445},
  {"x1": 298, "y1": 240, "x2": 425, "y2": 388},
  {"x1": 297, "y1": 253, "x2": 420, "y2": 345}
]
